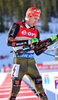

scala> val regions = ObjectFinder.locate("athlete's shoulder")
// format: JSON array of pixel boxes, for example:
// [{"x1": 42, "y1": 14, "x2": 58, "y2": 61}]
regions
[
  {"x1": 12, "y1": 22, "x2": 23, "y2": 30},
  {"x1": 13, "y1": 22, "x2": 25, "y2": 28},
  {"x1": 13, "y1": 22, "x2": 21, "y2": 26}
]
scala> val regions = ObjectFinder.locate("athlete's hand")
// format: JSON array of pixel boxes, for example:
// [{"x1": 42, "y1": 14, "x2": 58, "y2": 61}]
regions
[
  {"x1": 30, "y1": 38, "x2": 39, "y2": 44},
  {"x1": 50, "y1": 35, "x2": 57, "y2": 41}
]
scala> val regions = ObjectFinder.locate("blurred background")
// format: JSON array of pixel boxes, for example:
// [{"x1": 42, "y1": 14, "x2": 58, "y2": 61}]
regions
[
  {"x1": 0, "y1": 0, "x2": 58, "y2": 100},
  {"x1": 0, "y1": 0, "x2": 58, "y2": 32}
]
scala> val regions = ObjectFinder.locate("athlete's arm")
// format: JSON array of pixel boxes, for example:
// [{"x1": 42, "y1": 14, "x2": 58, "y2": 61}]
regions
[
  {"x1": 6, "y1": 23, "x2": 29, "y2": 47},
  {"x1": 34, "y1": 30, "x2": 43, "y2": 55}
]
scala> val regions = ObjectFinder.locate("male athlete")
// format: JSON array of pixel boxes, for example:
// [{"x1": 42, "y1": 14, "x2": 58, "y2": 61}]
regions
[{"x1": 7, "y1": 7, "x2": 57, "y2": 100}]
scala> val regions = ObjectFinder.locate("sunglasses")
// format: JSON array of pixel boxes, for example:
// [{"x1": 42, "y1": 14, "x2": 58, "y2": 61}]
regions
[{"x1": 33, "y1": 9, "x2": 41, "y2": 13}]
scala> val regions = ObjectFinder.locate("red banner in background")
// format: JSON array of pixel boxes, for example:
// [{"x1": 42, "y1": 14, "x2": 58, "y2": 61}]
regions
[
  {"x1": 1, "y1": 63, "x2": 58, "y2": 72},
  {"x1": 2, "y1": 67, "x2": 12, "y2": 72},
  {"x1": 37, "y1": 63, "x2": 58, "y2": 70}
]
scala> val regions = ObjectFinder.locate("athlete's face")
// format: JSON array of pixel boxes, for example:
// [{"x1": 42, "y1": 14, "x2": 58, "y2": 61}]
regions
[{"x1": 27, "y1": 16, "x2": 40, "y2": 27}]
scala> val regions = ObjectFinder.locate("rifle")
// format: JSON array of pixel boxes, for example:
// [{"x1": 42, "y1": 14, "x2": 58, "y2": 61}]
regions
[{"x1": 10, "y1": 35, "x2": 58, "y2": 57}]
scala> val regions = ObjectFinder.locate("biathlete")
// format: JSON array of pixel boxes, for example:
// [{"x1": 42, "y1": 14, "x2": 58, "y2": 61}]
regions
[{"x1": 7, "y1": 7, "x2": 57, "y2": 100}]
